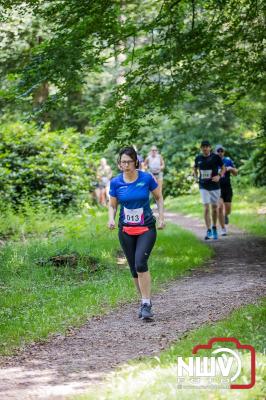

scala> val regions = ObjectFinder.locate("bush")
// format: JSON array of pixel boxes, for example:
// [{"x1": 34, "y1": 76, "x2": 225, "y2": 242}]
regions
[
  {"x1": 0, "y1": 121, "x2": 97, "y2": 209},
  {"x1": 238, "y1": 113, "x2": 266, "y2": 187},
  {"x1": 163, "y1": 168, "x2": 194, "y2": 197}
]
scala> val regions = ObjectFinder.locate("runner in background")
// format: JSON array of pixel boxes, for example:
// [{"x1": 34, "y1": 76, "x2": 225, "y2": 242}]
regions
[
  {"x1": 95, "y1": 158, "x2": 112, "y2": 206},
  {"x1": 215, "y1": 144, "x2": 238, "y2": 236},
  {"x1": 194, "y1": 140, "x2": 226, "y2": 240},
  {"x1": 108, "y1": 146, "x2": 165, "y2": 320},
  {"x1": 133, "y1": 145, "x2": 145, "y2": 171},
  {"x1": 144, "y1": 145, "x2": 165, "y2": 194}
]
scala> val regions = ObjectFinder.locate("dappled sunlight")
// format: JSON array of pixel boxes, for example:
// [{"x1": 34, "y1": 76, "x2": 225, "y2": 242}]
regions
[
  {"x1": 99, "y1": 364, "x2": 177, "y2": 400},
  {"x1": 0, "y1": 365, "x2": 105, "y2": 399},
  {"x1": 233, "y1": 210, "x2": 257, "y2": 215}
]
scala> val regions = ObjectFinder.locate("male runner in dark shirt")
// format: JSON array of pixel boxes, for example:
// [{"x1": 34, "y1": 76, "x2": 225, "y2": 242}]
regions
[
  {"x1": 194, "y1": 140, "x2": 226, "y2": 240},
  {"x1": 215, "y1": 144, "x2": 238, "y2": 235}
]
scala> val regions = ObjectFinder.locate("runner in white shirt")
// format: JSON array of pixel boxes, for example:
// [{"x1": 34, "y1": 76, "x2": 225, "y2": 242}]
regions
[{"x1": 144, "y1": 145, "x2": 165, "y2": 194}]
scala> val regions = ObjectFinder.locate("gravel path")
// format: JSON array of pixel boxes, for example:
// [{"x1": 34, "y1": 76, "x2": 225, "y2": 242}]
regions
[{"x1": 0, "y1": 213, "x2": 265, "y2": 399}]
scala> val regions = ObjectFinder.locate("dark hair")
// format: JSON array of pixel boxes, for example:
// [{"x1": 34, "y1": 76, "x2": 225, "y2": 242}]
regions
[{"x1": 118, "y1": 146, "x2": 139, "y2": 168}]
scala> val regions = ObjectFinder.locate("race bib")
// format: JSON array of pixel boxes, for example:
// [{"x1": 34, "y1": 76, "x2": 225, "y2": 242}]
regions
[
  {"x1": 200, "y1": 169, "x2": 212, "y2": 180},
  {"x1": 124, "y1": 207, "x2": 144, "y2": 225}
]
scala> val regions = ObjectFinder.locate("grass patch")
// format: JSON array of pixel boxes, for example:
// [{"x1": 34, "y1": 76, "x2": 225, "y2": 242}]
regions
[
  {"x1": 0, "y1": 204, "x2": 65, "y2": 241},
  {"x1": 0, "y1": 211, "x2": 211, "y2": 355},
  {"x1": 165, "y1": 186, "x2": 266, "y2": 237},
  {"x1": 75, "y1": 300, "x2": 266, "y2": 400}
]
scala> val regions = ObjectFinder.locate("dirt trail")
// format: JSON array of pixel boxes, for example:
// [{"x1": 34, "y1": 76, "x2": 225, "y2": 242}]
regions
[{"x1": 0, "y1": 213, "x2": 265, "y2": 399}]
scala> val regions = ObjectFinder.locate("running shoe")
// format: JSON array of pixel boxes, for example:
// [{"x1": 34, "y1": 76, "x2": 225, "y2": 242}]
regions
[
  {"x1": 205, "y1": 229, "x2": 212, "y2": 240},
  {"x1": 141, "y1": 303, "x2": 154, "y2": 319},
  {"x1": 221, "y1": 227, "x2": 227, "y2": 236},
  {"x1": 212, "y1": 226, "x2": 218, "y2": 240},
  {"x1": 224, "y1": 215, "x2": 229, "y2": 225},
  {"x1": 138, "y1": 303, "x2": 143, "y2": 318}
]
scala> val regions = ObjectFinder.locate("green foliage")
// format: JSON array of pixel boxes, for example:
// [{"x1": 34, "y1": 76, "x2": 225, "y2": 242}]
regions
[
  {"x1": 0, "y1": 120, "x2": 96, "y2": 208},
  {"x1": 1, "y1": 0, "x2": 120, "y2": 93},
  {"x1": 1, "y1": 1, "x2": 265, "y2": 142},
  {"x1": 0, "y1": 3, "x2": 116, "y2": 131},
  {"x1": 164, "y1": 168, "x2": 193, "y2": 197},
  {"x1": 95, "y1": 0, "x2": 266, "y2": 145},
  {"x1": 239, "y1": 111, "x2": 266, "y2": 187}
]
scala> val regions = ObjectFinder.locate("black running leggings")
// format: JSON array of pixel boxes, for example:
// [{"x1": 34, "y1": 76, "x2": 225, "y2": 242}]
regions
[{"x1": 118, "y1": 227, "x2": 157, "y2": 278}]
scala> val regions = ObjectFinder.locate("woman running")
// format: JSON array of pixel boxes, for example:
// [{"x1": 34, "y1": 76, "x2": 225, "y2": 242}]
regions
[
  {"x1": 144, "y1": 145, "x2": 165, "y2": 194},
  {"x1": 108, "y1": 146, "x2": 165, "y2": 319},
  {"x1": 95, "y1": 158, "x2": 112, "y2": 206}
]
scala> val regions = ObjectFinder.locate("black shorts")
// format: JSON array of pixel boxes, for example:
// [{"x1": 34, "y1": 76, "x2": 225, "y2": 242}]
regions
[
  {"x1": 221, "y1": 186, "x2": 233, "y2": 203},
  {"x1": 118, "y1": 227, "x2": 157, "y2": 278}
]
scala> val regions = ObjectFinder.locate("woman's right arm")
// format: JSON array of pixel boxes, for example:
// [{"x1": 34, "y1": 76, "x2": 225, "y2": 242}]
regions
[
  {"x1": 151, "y1": 188, "x2": 165, "y2": 229},
  {"x1": 160, "y1": 155, "x2": 165, "y2": 170},
  {"x1": 144, "y1": 157, "x2": 149, "y2": 170},
  {"x1": 108, "y1": 196, "x2": 118, "y2": 229}
]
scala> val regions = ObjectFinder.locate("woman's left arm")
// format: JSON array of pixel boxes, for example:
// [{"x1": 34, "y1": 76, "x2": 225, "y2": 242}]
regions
[
  {"x1": 226, "y1": 165, "x2": 238, "y2": 176},
  {"x1": 152, "y1": 187, "x2": 165, "y2": 229},
  {"x1": 160, "y1": 156, "x2": 165, "y2": 170}
]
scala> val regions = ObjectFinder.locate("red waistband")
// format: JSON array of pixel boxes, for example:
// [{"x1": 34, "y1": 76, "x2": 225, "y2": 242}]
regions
[{"x1": 122, "y1": 226, "x2": 149, "y2": 235}]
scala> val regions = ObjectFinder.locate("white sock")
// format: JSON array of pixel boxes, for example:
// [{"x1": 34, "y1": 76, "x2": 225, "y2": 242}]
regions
[{"x1": 142, "y1": 298, "x2": 151, "y2": 305}]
